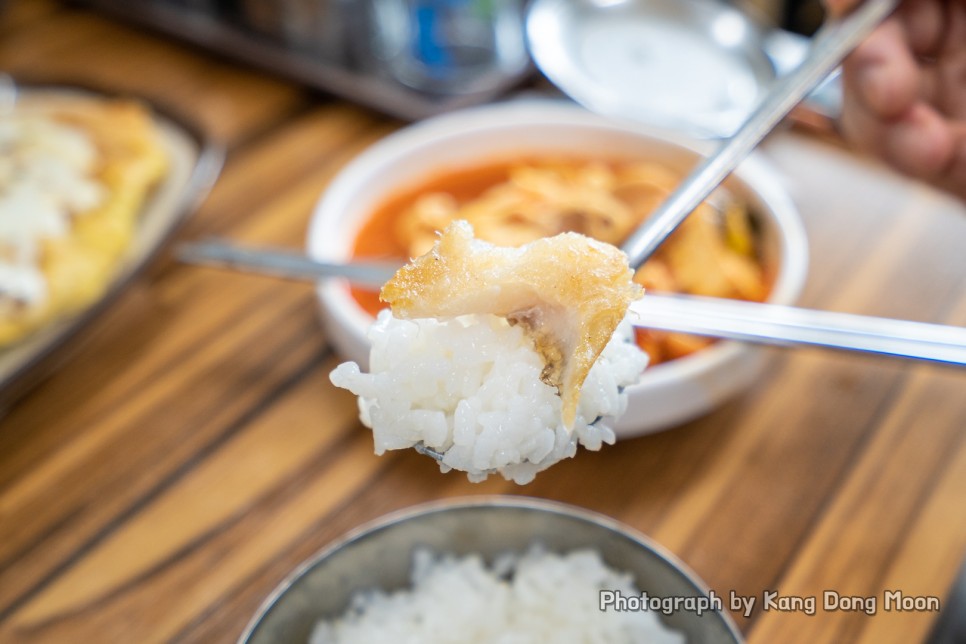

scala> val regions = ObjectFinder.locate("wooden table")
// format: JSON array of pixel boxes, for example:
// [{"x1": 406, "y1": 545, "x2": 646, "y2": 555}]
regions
[{"x1": 2, "y1": 2, "x2": 964, "y2": 642}]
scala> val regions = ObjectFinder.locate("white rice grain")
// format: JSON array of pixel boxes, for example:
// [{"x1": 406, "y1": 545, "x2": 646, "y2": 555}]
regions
[
  {"x1": 330, "y1": 311, "x2": 648, "y2": 484},
  {"x1": 309, "y1": 548, "x2": 685, "y2": 644}
]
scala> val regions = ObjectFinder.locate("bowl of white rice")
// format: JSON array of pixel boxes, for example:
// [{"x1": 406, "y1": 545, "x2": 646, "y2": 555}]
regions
[
  {"x1": 310, "y1": 101, "x2": 808, "y2": 437},
  {"x1": 240, "y1": 497, "x2": 743, "y2": 644}
]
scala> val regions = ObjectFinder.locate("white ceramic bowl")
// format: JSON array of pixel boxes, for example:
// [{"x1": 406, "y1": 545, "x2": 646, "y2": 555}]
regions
[
  {"x1": 308, "y1": 101, "x2": 807, "y2": 437},
  {"x1": 240, "y1": 497, "x2": 743, "y2": 643}
]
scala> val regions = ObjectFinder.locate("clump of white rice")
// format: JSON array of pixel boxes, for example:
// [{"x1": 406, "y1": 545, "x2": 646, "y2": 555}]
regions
[
  {"x1": 329, "y1": 311, "x2": 647, "y2": 484},
  {"x1": 309, "y1": 547, "x2": 684, "y2": 644}
]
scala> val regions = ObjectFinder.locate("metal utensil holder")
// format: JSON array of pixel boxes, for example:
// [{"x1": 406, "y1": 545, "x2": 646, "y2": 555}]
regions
[{"x1": 70, "y1": 0, "x2": 533, "y2": 120}]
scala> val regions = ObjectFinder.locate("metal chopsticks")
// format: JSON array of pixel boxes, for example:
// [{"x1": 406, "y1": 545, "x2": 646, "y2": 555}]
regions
[
  {"x1": 178, "y1": 240, "x2": 966, "y2": 368},
  {"x1": 620, "y1": 0, "x2": 900, "y2": 268}
]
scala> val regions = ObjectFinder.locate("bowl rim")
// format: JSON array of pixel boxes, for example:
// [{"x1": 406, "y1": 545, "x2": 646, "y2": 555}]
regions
[
  {"x1": 238, "y1": 495, "x2": 745, "y2": 644},
  {"x1": 307, "y1": 101, "x2": 808, "y2": 425},
  {"x1": 526, "y1": 0, "x2": 777, "y2": 138}
]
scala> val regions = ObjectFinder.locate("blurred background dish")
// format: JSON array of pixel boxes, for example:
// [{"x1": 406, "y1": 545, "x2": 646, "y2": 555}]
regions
[
  {"x1": 308, "y1": 101, "x2": 808, "y2": 437},
  {"x1": 71, "y1": 0, "x2": 533, "y2": 120},
  {"x1": 365, "y1": 0, "x2": 530, "y2": 95},
  {"x1": 0, "y1": 84, "x2": 222, "y2": 407},
  {"x1": 241, "y1": 496, "x2": 743, "y2": 644},
  {"x1": 238, "y1": 0, "x2": 348, "y2": 64},
  {"x1": 70, "y1": 0, "x2": 839, "y2": 127}
]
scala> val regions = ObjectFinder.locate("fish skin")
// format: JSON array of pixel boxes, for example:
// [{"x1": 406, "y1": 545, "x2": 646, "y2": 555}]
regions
[{"x1": 381, "y1": 220, "x2": 642, "y2": 429}]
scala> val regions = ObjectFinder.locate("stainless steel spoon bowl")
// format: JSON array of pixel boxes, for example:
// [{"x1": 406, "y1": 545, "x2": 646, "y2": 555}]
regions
[{"x1": 239, "y1": 497, "x2": 743, "y2": 644}]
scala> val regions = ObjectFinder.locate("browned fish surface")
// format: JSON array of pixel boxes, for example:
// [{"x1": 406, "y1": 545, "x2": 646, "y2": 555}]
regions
[{"x1": 381, "y1": 221, "x2": 642, "y2": 428}]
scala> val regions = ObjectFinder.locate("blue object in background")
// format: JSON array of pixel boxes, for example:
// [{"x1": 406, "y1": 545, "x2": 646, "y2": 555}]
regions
[
  {"x1": 374, "y1": 0, "x2": 528, "y2": 95},
  {"x1": 413, "y1": 1, "x2": 452, "y2": 73}
]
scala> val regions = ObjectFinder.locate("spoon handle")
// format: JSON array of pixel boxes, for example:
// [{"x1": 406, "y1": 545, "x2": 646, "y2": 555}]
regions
[
  {"x1": 631, "y1": 294, "x2": 966, "y2": 367},
  {"x1": 179, "y1": 240, "x2": 966, "y2": 367},
  {"x1": 620, "y1": 0, "x2": 900, "y2": 268},
  {"x1": 177, "y1": 239, "x2": 397, "y2": 289}
]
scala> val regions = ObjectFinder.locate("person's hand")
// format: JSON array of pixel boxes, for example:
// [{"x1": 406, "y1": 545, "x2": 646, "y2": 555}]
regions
[{"x1": 824, "y1": 0, "x2": 966, "y2": 200}]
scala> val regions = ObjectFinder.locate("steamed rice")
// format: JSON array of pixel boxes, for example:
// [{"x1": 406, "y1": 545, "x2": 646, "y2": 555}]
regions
[
  {"x1": 330, "y1": 312, "x2": 647, "y2": 484},
  {"x1": 309, "y1": 547, "x2": 685, "y2": 644}
]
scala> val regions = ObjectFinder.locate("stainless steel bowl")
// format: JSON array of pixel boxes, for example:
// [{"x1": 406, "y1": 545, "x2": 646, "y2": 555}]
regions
[
  {"x1": 240, "y1": 497, "x2": 743, "y2": 643},
  {"x1": 527, "y1": 0, "x2": 776, "y2": 138}
]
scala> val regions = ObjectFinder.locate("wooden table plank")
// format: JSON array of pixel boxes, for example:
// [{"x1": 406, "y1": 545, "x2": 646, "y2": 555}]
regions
[
  {"x1": 857, "y1": 415, "x2": 966, "y2": 642},
  {"x1": 0, "y1": 105, "x2": 387, "y2": 489},
  {"x1": 855, "y1": 293, "x2": 966, "y2": 644},
  {"x1": 0, "y1": 112, "x2": 395, "y2": 619},
  {"x1": 0, "y1": 361, "x2": 380, "y2": 642},
  {"x1": 746, "y1": 302, "x2": 966, "y2": 643},
  {"x1": 1, "y1": 4, "x2": 965, "y2": 642}
]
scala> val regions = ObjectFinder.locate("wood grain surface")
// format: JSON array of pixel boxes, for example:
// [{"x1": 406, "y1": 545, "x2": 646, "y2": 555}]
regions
[{"x1": 1, "y1": 2, "x2": 964, "y2": 643}]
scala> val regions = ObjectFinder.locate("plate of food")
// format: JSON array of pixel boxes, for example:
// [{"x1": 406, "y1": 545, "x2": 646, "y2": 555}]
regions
[
  {"x1": 309, "y1": 102, "x2": 807, "y2": 478},
  {"x1": 241, "y1": 497, "x2": 742, "y2": 643},
  {"x1": 0, "y1": 83, "x2": 223, "y2": 406}
]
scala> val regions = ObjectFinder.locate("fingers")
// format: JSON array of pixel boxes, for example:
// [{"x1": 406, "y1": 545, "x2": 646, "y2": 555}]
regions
[
  {"x1": 824, "y1": 0, "x2": 966, "y2": 198},
  {"x1": 898, "y1": 0, "x2": 945, "y2": 59},
  {"x1": 941, "y1": 0, "x2": 966, "y2": 57},
  {"x1": 938, "y1": 1, "x2": 966, "y2": 120},
  {"x1": 838, "y1": 3, "x2": 960, "y2": 177},
  {"x1": 941, "y1": 130, "x2": 966, "y2": 200},
  {"x1": 881, "y1": 104, "x2": 956, "y2": 177},
  {"x1": 843, "y1": 17, "x2": 921, "y2": 118},
  {"x1": 824, "y1": 0, "x2": 944, "y2": 55},
  {"x1": 842, "y1": 97, "x2": 956, "y2": 180}
]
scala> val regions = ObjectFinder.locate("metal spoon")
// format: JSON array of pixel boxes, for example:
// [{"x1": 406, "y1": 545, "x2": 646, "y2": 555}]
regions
[
  {"x1": 177, "y1": 240, "x2": 966, "y2": 368},
  {"x1": 620, "y1": 0, "x2": 900, "y2": 267}
]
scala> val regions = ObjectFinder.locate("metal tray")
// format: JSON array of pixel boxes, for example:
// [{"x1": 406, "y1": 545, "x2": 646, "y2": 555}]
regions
[
  {"x1": 0, "y1": 83, "x2": 223, "y2": 409},
  {"x1": 70, "y1": 0, "x2": 534, "y2": 121}
]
